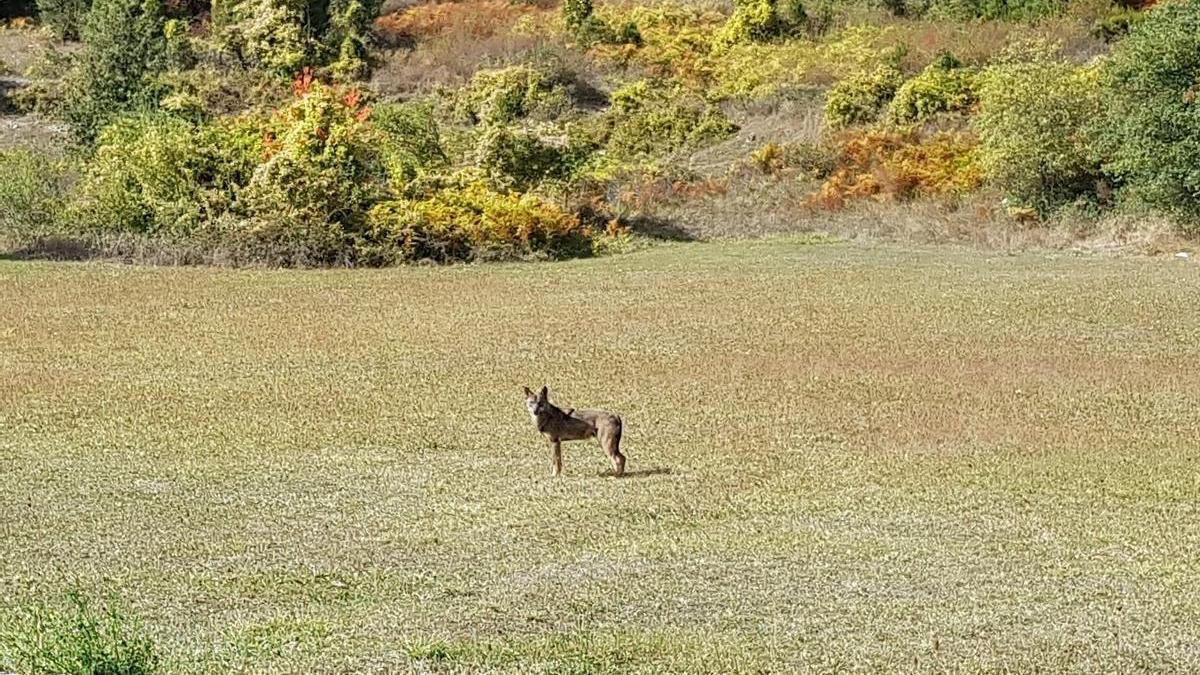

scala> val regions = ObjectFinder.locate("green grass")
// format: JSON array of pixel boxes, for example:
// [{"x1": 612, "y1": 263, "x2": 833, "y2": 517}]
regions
[
  {"x1": 0, "y1": 587, "x2": 161, "y2": 675},
  {"x1": 1, "y1": 238, "x2": 1199, "y2": 673}
]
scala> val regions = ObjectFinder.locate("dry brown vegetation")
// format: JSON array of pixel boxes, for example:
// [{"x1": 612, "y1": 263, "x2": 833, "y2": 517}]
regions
[{"x1": 370, "y1": 0, "x2": 564, "y2": 95}]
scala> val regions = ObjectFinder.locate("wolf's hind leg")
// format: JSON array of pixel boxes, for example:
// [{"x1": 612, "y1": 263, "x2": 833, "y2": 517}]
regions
[{"x1": 600, "y1": 427, "x2": 625, "y2": 477}]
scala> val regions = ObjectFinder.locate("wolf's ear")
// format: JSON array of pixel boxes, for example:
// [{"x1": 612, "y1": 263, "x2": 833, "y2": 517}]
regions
[
  {"x1": 523, "y1": 386, "x2": 534, "y2": 398},
  {"x1": 538, "y1": 385, "x2": 548, "y2": 401}
]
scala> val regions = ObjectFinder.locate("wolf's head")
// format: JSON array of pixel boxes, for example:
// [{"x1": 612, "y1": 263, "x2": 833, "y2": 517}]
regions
[{"x1": 523, "y1": 385, "x2": 549, "y2": 420}]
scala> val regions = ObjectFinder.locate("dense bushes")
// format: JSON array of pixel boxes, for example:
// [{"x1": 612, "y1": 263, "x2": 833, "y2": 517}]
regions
[
  {"x1": 811, "y1": 129, "x2": 983, "y2": 208},
  {"x1": 591, "y1": 79, "x2": 737, "y2": 160},
  {"x1": 1094, "y1": 0, "x2": 1200, "y2": 227},
  {"x1": 0, "y1": 150, "x2": 72, "y2": 236},
  {"x1": 372, "y1": 101, "x2": 447, "y2": 186},
  {"x1": 452, "y1": 64, "x2": 576, "y2": 126},
  {"x1": 714, "y1": 0, "x2": 809, "y2": 48},
  {"x1": 35, "y1": 0, "x2": 91, "y2": 39},
  {"x1": 563, "y1": 0, "x2": 641, "y2": 47},
  {"x1": 974, "y1": 51, "x2": 1102, "y2": 214},
  {"x1": 68, "y1": 114, "x2": 214, "y2": 234},
  {"x1": 825, "y1": 61, "x2": 904, "y2": 129},
  {"x1": 10, "y1": 0, "x2": 1200, "y2": 265},
  {"x1": 882, "y1": 0, "x2": 1070, "y2": 20},
  {"x1": 364, "y1": 181, "x2": 591, "y2": 263},
  {"x1": 325, "y1": 0, "x2": 382, "y2": 79},
  {"x1": 15, "y1": 69, "x2": 598, "y2": 264},
  {"x1": 236, "y1": 80, "x2": 387, "y2": 262},
  {"x1": 208, "y1": 0, "x2": 382, "y2": 78},
  {"x1": 888, "y1": 54, "x2": 977, "y2": 124},
  {"x1": 210, "y1": 0, "x2": 309, "y2": 76},
  {"x1": 475, "y1": 126, "x2": 581, "y2": 191}
]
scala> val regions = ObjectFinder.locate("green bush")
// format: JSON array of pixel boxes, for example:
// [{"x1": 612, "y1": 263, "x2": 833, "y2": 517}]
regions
[
  {"x1": 1090, "y1": 7, "x2": 1144, "y2": 42},
  {"x1": 714, "y1": 0, "x2": 808, "y2": 48},
  {"x1": 880, "y1": 0, "x2": 1069, "y2": 19},
  {"x1": 474, "y1": 125, "x2": 581, "y2": 191},
  {"x1": 563, "y1": 0, "x2": 641, "y2": 47},
  {"x1": 0, "y1": 588, "x2": 161, "y2": 675},
  {"x1": 824, "y1": 62, "x2": 904, "y2": 129},
  {"x1": 974, "y1": 57, "x2": 1102, "y2": 213},
  {"x1": 363, "y1": 180, "x2": 591, "y2": 263},
  {"x1": 371, "y1": 101, "x2": 447, "y2": 188},
  {"x1": 0, "y1": 149, "x2": 72, "y2": 237},
  {"x1": 325, "y1": 0, "x2": 382, "y2": 80},
  {"x1": 62, "y1": 0, "x2": 171, "y2": 145},
  {"x1": 208, "y1": 0, "x2": 383, "y2": 79},
  {"x1": 888, "y1": 55, "x2": 977, "y2": 125},
  {"x1": 209, "y1": 0, "x2": 309, "y2": 76},
  {"x1": 238, "y1": 80, "x2": 386, "y2": 262},
  {"x1": 1093, "y1": 0, "x2": 1200, "y2": 227},
  {"x1": 452, "y1": 64, "x2": 575, "y2": 126},
  {"x1": 67, "y1": 112, "x2": 258, "y2": 234},
  {"x1": 563, "y1": 0, "x2": 593, "y2": 33},
  {"x1": 35, "y1": 0, "x2": 92, "y2": 39},
  {"x1": 592, "y1": 79, "x2": 737, "y2": 160}
]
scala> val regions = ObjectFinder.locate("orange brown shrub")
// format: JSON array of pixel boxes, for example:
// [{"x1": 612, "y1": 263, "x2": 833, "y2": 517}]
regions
[{"x1": 809, "y1": 128, "x2": 983, "y2": 209}]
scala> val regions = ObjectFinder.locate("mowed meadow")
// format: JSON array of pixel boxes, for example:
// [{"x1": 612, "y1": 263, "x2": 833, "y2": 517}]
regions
[{"x1": 2, "y1": 238, "x2": 1199, "y2": 672}]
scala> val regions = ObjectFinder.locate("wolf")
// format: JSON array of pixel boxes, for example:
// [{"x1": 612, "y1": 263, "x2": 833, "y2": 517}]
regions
[{"x1": 523, "y1": 386, "x2": 625, "y2": 477}]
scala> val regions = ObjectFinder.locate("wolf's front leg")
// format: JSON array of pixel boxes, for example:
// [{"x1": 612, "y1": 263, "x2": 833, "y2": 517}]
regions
[{"x1": 550, "y1": 439, "x2": 563, "y2": 477}]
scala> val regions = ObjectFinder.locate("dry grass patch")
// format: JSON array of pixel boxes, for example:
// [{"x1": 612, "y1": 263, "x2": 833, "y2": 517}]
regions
[
  {"x1": 370, "y1": 0, "x2": 564, "y2": 95},
  {"x1": 2, "y1": 240, "x2": 1199, "y2": 671}
]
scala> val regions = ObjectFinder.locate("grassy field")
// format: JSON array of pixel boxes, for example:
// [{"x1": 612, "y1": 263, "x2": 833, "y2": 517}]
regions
[{"x1": 2, "y1": 238, "x2": 1199, "y2": 673}]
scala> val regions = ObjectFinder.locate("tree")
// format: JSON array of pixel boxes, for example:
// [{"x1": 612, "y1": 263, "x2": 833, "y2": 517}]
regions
[{"x1": 63, "y1": 0, "x2": 170, "y2": 145}]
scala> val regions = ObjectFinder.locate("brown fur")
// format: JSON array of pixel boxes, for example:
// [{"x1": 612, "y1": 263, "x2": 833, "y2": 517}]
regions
[{"x1": 523, "y1": 386, "x2": 625, "y2": 477}]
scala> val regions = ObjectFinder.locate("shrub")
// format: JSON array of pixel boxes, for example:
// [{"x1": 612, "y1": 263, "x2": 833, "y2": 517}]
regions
[
  {"x1": 209, "y1": 0, "x2": 309, "y2": 76},
  {"x1": 705, "y1": 24, "x2": 889, "y2": 101},
  {"x1": 0, "y1": 588, "x2": 161, "y2": 675},
  {"x1": 370, "y1": 101, "x2": 447, "y2": 188},
  {"x1": 887, "y1": 54, "x2": 977, "y2": 125},
  {"x1": 592, "y1": 79, "x2": 737, "y2": 160},
  {"x1": 1090, "y1": 7, "x2": 1144, "y2": 42},
  {"x1": 325, "y1": 0, "x2": 383, "y2": 80},
  {"x1": 925, "y1": 0, "x2": 1069, "y2": 20},
  {"x1": 0, "y1": 149, "x2": 72, "y2": 237},
  {"x1": 714, "y1": 0, "x2": 808, "y2": 48},
  {"x1": 156, "y1": 63, "x2": 292, "y2": 117},
  {"x1": 35, "y1": 0, "x2": 92, "y2": 39},
  {"x1": 974, "y1": 56, "x2": 1102, "y2": 214},
  {"x1": 588, "y1": 2, "x2": 724, "y2": 84},
  {"x1": 67, "y1": 112, "x2": 259, "y2": 234},
  {"x1": 474, "y1": 125, "x2": 581, "y2": 192},
  {"x1": 810, "y1": 128, "x2": 983, "y2": 208},
  {"x1": 452, "y1": 64, "x2": 575, "y2": 126},
  {"x1": 563, "y1": 0, "x2": 593, "y2": 34},
  {"x1": 237, "y1": 79, "x2": 386, "y2": 263},
  {"x1": 563, "y1": 0, "x2": 641, "y2": 47},
  {"x1": 62, "y1": 0, "x2": 171, "y2": 145},
  {"x1": 363, "y1": 180, "x2": 591, "y2": 263},
  {"x1": 1094, "y1": 0, "x2": 1200, "y2": 227},
  {"x1": 882, "y1": 0, "x2": 1071, "y2": 19},
  {"x1": 824, "y1": 61, "x2": 904, "y2": 129},
  {"x1": 208, "y1": 0, "x2": 383, "y2": 78}
]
